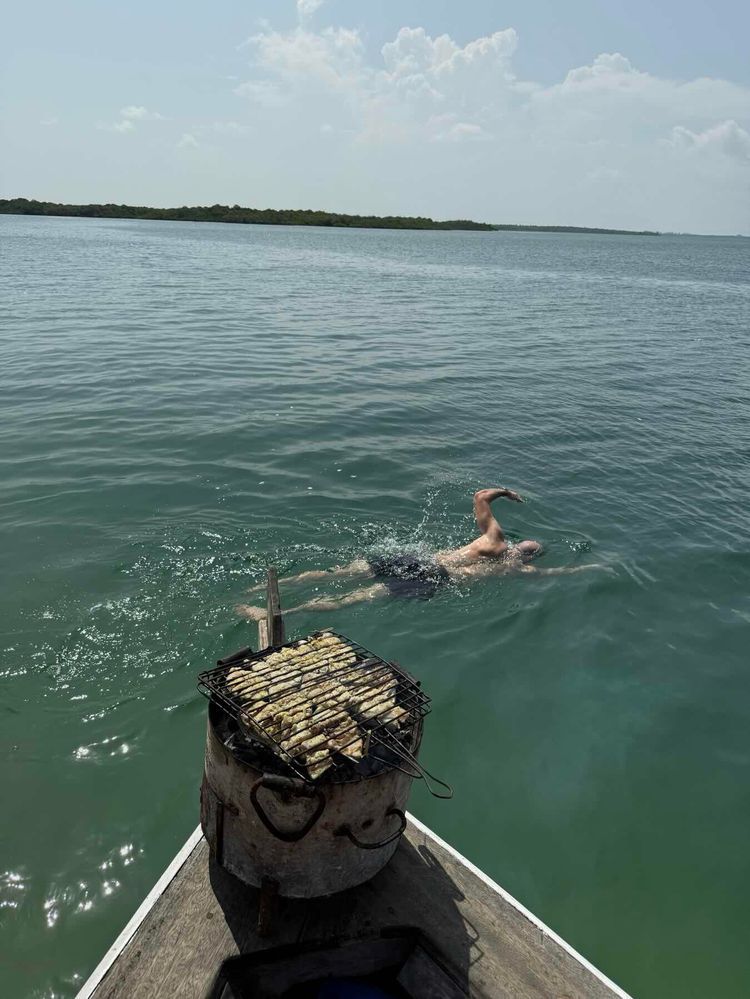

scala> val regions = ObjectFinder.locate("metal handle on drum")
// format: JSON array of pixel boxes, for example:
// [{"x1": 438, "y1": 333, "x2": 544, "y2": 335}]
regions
[
  {"x1": 335, "y1": 807, "x2": 407, "y2": 850},
  {"x1": 250, "y1": 774, "x2": 326, "y2": 842}
]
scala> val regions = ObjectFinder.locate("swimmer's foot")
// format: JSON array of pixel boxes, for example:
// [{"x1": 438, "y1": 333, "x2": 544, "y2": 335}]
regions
[{"x1": 236, "y1": 604, "x2": 266, "y2": 622}]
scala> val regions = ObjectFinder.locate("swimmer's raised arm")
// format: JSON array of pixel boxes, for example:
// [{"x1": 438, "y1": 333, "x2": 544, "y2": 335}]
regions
[
  {"x1": 475, "y1": 487, "x2": 524, "y2": 504},
  {"x1": 472, "y1": 487, "x2": 524, "y2": 547}
]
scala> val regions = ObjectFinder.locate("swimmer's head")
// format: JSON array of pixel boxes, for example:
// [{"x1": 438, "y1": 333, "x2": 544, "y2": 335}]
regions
[{"x1": 516, "y1": 540, "x2": 542, "y2": 561}]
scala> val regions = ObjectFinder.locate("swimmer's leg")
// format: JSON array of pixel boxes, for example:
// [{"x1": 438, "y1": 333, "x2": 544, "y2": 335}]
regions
[
  {"x1": 246, "y1": 559, "x2": 371, "y2": 593},
  {"x1": 237, "y1": 582, "x2": 388, "y2": 620}
]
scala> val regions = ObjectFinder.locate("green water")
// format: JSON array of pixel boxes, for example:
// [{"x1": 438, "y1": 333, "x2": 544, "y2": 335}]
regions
[{"x1": 1, "y1": 216, "x2": 749, "y2": 998}]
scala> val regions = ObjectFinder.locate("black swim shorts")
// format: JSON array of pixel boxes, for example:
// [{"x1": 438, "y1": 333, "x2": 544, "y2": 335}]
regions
[{"x1": 367, "y1": 553, "x2": 450, "y2": 600}]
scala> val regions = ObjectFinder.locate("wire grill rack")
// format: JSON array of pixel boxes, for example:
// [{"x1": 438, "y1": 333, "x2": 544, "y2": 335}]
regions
[{"x1": 197, "y1": 631, "x2": 431, "y2": 783}]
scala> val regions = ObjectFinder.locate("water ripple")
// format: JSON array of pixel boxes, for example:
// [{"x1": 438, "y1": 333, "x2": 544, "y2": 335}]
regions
[{"x1": 2, "y1": 216, "x2": 750, "y2": 999}]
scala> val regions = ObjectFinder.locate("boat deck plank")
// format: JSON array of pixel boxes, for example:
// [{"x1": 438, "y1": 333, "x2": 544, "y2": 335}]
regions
[{"x1": 89, "y1": 820, "x2": 624, "y2": 999}]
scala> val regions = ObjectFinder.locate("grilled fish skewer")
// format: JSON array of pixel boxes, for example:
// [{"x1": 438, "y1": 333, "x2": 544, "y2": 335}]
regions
[
  {"x1": 221, "y1": 635, "x2": 412, "y2": 780},
  {"x1": 227, "y1": 639, "x2": 354, "y2": 685},
  {"x1": 226, "y1": 648, "x2": 357, "y2": 702}
]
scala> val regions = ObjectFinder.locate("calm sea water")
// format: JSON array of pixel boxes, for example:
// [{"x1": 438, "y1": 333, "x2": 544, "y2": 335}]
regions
[{"x1": 1, "y1": 215, "x2": 749, "y2": 998}]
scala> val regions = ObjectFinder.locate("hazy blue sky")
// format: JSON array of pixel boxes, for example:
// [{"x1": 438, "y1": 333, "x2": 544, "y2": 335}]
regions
[{"x1": 2, "y1": 0, "x2": 749, "y2": 232}]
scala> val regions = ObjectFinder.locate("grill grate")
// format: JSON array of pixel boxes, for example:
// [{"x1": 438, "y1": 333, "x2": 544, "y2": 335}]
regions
[{"x1": 197, "y1": 630, "x2": 431, "y2": 783}]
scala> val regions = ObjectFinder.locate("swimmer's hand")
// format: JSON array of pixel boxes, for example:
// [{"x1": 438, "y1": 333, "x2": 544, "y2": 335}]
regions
[{"x1": 478, "y1": 487, "x2": 524, "y2": 503}]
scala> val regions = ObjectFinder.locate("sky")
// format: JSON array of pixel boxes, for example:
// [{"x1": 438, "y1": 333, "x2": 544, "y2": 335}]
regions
[{"x1": 1, "y1": 0, "x2": 749, "y2": 233}]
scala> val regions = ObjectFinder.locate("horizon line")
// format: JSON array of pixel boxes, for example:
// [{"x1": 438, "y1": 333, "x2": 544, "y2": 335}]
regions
[{"x1": 2, "y1": 197, "x2": 747, "y2": 237}]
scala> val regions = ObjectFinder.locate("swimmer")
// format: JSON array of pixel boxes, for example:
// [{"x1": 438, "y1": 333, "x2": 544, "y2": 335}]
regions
[{"x1": 237, "y1": 487, "x2": 606, "y2": 619}]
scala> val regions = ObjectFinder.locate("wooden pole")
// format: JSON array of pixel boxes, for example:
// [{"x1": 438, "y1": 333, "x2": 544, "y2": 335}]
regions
[{"x1": 265, "y1": 566, "x2": 285, "y2": 648}]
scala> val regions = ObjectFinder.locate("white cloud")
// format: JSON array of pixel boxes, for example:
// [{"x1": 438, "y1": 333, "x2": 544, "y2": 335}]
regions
[
  {"x1": 177, "y1": 132, "x2": 198, "y2": 149},
  {"x1": 239, "y1": 20, "x2": 523, "y2": 144},
  {"x1": 242, "y1": 16, "x2": 749, "y2": 140},
  {"x1": 428, "y1": 115, "x2": 490, "y2": 142},
  {"x1": 233, "y1": 12, "x2": 750, "y2": 231},
  {"x1": 561, "y1": 52, "x2": 645, "y2": 90},
  {"x1": 100, "y1": 105, "x2": 164, "y2": 133},
  {"x1": 376, "y1": 26, "x2": 524, "y2": 130},
  {"x1": 670, "y1": 119, "x2": 750, "y2": 160},
  {"x1": 533, "y1": 53, "x2": 750, "y2": 136},
  {"x1": 248, "y1": 24, "x2": 363, "y2": 91},
  {"x1": 39, "y1": 117, "x2": 59, "y2": 126},
  {"x1": 120, "y1": 106, "x2": 163, "y2": 121},
  {"x1": 381, "y1": 27, "x2": 460, "y2": 79}
]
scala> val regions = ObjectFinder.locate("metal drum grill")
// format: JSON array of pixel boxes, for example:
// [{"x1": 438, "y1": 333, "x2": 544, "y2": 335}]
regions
[
  {"x1": 198, "y1": 629, "x2": 450, "y2": 898},
  {"x1": 197, "y1": 630, "x2": 432, "y2": 786}
]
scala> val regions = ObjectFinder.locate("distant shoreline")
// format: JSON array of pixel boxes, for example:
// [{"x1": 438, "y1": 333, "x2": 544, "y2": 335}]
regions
[{"x1": 0, "y1": 198, "x2": 660, "y2": 236}]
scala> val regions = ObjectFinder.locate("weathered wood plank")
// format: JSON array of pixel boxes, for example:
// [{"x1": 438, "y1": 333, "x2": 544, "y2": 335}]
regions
[
  {"x1": 257, "y1": 619, "x2": 268, "y2": 651},
  {"x1": 87, "y1": 819, "x2": 629, "y2": 999},
  {"x1": 256, "y1": 567, "x2": 278, "y2": 652}
]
